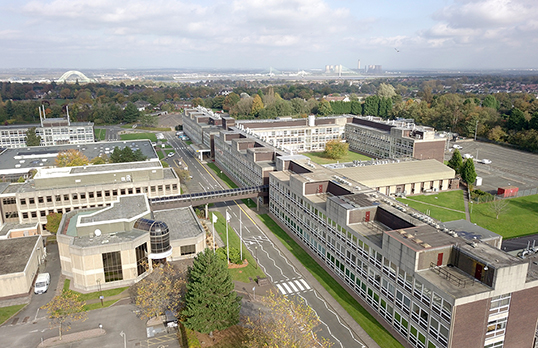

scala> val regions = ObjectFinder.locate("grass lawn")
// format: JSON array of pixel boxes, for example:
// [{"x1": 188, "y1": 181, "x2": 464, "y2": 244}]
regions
[
  {"x1": 471, "y1": 195, "x2": 538, "y2": 239},
  {"x1": 257, "y1": 214, "x2": 403, "y2": 348},
  {"x1": 84, "y1": 300, "x2": 120, "y2": 311},
  {"x1": 242, "y1": 198, "x2": 256, "y2": 209},
  {"x1": 157, "y1": 151, "x2": 165, "y2": 160},
  {"x1": 303, "y1": 151, "x2": 371, "y2": 165},
  {"x1": 161, "y1": 160, "x2": 169, "y2": 168},
  {"x1": 212, "y1": 212, "x2": 266, "y2": 283},
  {"x1": 94, "y1": 128, "x2": 106, "y2": 141},
  {"x1": 165, "y1": 149, "x2": 174, "y2": 155},
  {"x1": 119, "y1": 133, "x2": 157, "y2": 142},
  {"x1": 185, "y1": 140, "x2": 193, "y2": 145},
  {"x1": 397, "y1": 191, "x2": 467, "y2": 222},
  {"x1": 207, "y1": 163, "x2": 238, "y2": 189},
  {"x1": 136, "y1": 126, "x2": 171, "y2": 131},
  {"x1": 63, "y1": 279, "x2": 128, "y2": 302},
  {"x1": 0, "y1": 304, "x2": 26, "y2": 325}
]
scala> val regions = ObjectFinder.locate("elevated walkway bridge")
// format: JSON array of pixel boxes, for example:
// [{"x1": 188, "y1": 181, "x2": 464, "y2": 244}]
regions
[{"x1": 150, "y1": 185, "x2": 268, "y2": 210}]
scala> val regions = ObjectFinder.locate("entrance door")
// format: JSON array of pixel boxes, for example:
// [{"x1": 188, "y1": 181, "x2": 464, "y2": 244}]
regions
[
  {"x1": 365, "y1": 211, "x2": 370, "y2": 222},
  {"x1": 475, "y1": 264, "x2": 483, "y2": 280},
  {"x1": 437, "y1": 253, "x2": 443, "y2": 266}
]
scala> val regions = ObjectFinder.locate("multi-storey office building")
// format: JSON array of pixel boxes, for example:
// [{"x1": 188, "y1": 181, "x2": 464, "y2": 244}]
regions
[
  {"x1": 0, "y1": 118, "x2": 94, "y2": 149},
  {"x1": 344, "y1": 116, "x2": 446, "y2": 162},
  {"x1": 235, "y1": 115, "x2": 348, "y2": 153},
  {"x1": 0, "y1": 140, "x2": 180, "y2": 229},
  {"x1": 268, "y1": 157, "x2": 538, "y2": 348}
]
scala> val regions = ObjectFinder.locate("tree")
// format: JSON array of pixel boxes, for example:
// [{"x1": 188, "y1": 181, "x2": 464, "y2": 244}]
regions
[
  {"x1": 447, "y1": 149, "x2": 463, "y2": 174},
  {"x1": 25, "y1": 127, "x2": 41, "y2": 146},
  {"x1": 223, "y1": 93, "x2": 240, "y2": 112},
  {"x1": 132, "y1": 262, "x2": 185, "y2": 320},
  {"x1": 489, "y1": 197, "x2": 510, "y2": 219},
  {"x1": 362, "y1": 95, "x2": 380, "y2": 116},
  {"x1": 251, "y1": 94, "x2": 264, "y2": 116},
  {"x1": 109, "y1": 146, "x2": 146, "y2": 163},
  {"x1": 123, "y1": 102, "x2": 140, "y2": 123},
  {"x1": 183, "y1": 248, "x2": 241, "y2": 335},
  {"x1": 42, "y1": 290, "x2": 87, "y2": 340},
  {"x1": 377, "y1": 83, "x2": 396, "y2": 99},
  {"x1": 243, "y1": 291, "x2": 332, "y2": 348},
  {"x1": 46, "y1": 212, "x2": 63, "y2": 233},
  {"x1": 483, "y1": 95, "x2": 500, "y2": 109},
  {"x1": 90, "y1": 155, "x2": 108, "y2": 165},
  {"x1": 461, "y1": 158, "x2": 477, "y2": 186},
  {"x1": 323, "y1": 140, "x2": 348, "y2": 160},
  {"x1": 317, "y1": 99, "x2": 332, "y2": 116},
  {"x1": 507, "y1": 108, "x2": 527, "y2": 131},
  {"x1": 55, "y1": 149, "x2": 89, "y2": 167},
  {"x1": 173, "y1": 168, "x2": 191, "y2": 182}
]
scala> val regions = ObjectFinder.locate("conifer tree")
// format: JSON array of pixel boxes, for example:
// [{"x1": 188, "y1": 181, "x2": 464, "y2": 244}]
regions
[
  {"x1": 448, "y1": 149, "x2": 464, "y2": 174},
  {"x1": 461, "y1": 158, "x2": 477, "y2": 185},
  {"x1": 183, "y1": 248, "x2": 241, "y2": 335}
]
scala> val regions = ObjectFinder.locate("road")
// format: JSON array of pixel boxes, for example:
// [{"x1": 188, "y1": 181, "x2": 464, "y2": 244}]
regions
[{"x1": 162, "y1": 134, "x2": 370, "y2": 347}]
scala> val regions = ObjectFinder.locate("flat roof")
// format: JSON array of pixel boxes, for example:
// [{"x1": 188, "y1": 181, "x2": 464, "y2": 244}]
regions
[
  {"x1": 80, "y1": 195, "x2": 149, "y2": 223},
  {"x1": 0, "y1": 140, "x2": 158, "y2": 175},
  {"x1": 0, "y1": 235, "x2": 40, "y2": 275},
  {"x1": 333, "y1": 159, "x2": 455, "y2": 187},
  {"x1": 0, "y1": 222, "x2": 38, "y2": 237},
  {"x1": 153, "y1": 207, "x2": 205, "y2": 240}
]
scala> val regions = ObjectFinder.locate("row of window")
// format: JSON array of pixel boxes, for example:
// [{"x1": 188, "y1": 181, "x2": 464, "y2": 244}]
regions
[{"x1": 8, "y1": 184, "x2": 178, "y2": 207}]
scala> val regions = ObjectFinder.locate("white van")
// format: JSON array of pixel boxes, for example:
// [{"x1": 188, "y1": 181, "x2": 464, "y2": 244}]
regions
[{"x1": 34, "y1": 273, "x2": 51, "y2": 294}]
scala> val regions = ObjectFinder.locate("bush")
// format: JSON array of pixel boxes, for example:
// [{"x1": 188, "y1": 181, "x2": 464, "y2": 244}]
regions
[
  {"x1": 180, "y1": 324, "x2": 201, "y2": 348},
  {"x1": 471, "y1": 189, "x2": 494, "y2": 203},
  {"x1": 228, "y1": 247, "x2": 242, "y2": 265}
]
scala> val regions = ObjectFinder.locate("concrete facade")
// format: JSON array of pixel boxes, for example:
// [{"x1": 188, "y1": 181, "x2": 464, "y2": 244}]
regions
[
  {"x1": 0, "y1": 119, "x2": 94, "y2": 149},
  {"x1": 344, "y1": 116, "x2": 447, "y2": 162},
  {"x1": 267, "y1": 157, "x2": 538, "y2": 348},
  {"x1": 0, "y1": 235, "x2": 44, "y2": 298},
  {"x1": 57, "y1": 195, "x2": 205, "y2": 292}
]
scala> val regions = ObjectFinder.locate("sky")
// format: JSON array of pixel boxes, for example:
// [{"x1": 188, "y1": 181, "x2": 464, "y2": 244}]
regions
[{"x1": 1, "y1": 0, "x2": 537, "y2": 71}]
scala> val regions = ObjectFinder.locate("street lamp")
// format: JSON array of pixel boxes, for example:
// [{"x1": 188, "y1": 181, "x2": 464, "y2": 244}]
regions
[
  {"x1": 120, "y1": 331, "x2": 126, "y2": 348},
  {"x1": 255, "y1": 246, "x2": 258, "y2": 269}
]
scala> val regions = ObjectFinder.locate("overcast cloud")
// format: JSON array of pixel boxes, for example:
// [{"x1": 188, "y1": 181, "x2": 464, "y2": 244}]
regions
[{"x1": 0, "y1": 0, "x2": 537, "y2": 70}]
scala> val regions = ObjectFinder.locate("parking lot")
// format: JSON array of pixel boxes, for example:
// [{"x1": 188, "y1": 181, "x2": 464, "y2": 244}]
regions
[{"x1": 446, "y1": 139, "x2": 538, "y2": 194}]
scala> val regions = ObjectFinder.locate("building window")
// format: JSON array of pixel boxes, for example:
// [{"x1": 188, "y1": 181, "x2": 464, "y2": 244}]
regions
[
  {"x1": 180, "y1": 245, "x2": 196, "y2": 256},
  {"x1": 89, "y1": 192, "x2": 94, "y2": 199},
  {"x1": 29, "y1": 198, "x2": 35, "y2": 204},
  {"x1": 80, "y1": 193, "x2": 86, "y2": 199},
  {"x1": 63, "y1": 194, "x2": 69, "y2": 201},
  {"x1": 31, "y1": 211, "x2": 37, "y2": 218},
  {"x1": 47, "y1": 196, "x2": 52, "y2": 203},
  {"x1": 112, "y1": 190, "x2": 118, "y2": 196},
  {"x1": 20, "y1": 198, "x2": 26, "y2": 205},
  {"x1": 72, "y1": 194, "x2": 78, "y2": 200},
  {"x1": 40, "y1": 211, "x2": 46, "y2": 217},
  {"x1": 2, "y1": 197, "x2": 16, "y2": 205},
  {"x1": 38, "y1": 197, "x2": 44, "y2": 203},
  {"x1": 135, "y1": 243, "x2": 148, "y2": 276},
  {"x1": 102, "y1": 251, "x2": 123, "y2": 282},
  {"x1": 22, "y1": 212, "x2": 29, "y2": 219}
]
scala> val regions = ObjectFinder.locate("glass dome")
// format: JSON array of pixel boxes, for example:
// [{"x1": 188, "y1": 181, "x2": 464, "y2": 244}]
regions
[{"x1": 134, "y1": 218, "x2": 171, "y2": 255}]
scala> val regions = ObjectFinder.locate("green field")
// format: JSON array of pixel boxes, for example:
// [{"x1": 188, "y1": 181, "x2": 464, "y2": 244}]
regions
[
  {"x1": 257, "y1": 214, "x2": 403, "y2": 348},
  {"x1": 207, "y1": 163, "x2": 238, "y2": 189},
  {"x1": 471, "y1": 195, "x2": 538, "y2": 239},
  {"x1": 303, "y1": 151, "x2": 371, "y2": 165},
  {"x1": 212, "y1": 212, "x2": 266, "y2": 282},
  {"x1": 119, "y1": 133, "x2": 157, "y2": 142},
  {"x1": 63, "y1": 279, "x2": 128, "y2": 302},
  {"x1": 0, "y1": 304, "x2": 26, "y2": 325},
  {"x1": 397, "y1": 191, "x2": 467, "y2": 222},
  {"x1": 94, "y1": 128, "x2": 106, "y2": 141},
  {"x1": 398, "y1": 191, "x2": 538, "y2": 239}
]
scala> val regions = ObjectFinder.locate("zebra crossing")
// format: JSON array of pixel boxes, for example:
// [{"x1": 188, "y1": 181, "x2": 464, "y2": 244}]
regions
[
  {"x1": 275, "y1": 278, "x2": 312, "y2": 295},
  {"x1": 243, "y1": 235, "x2": 270, "y2": 245}
]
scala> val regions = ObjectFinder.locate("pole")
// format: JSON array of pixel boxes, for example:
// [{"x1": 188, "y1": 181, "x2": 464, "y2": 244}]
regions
[
  {"x1": 474, "y1": 119, "x2": 478, "y2": 141},
  {"x1": 226, "y1": 211, "x2": 229, "y2": 264},
  {"x1": 212, "y1": 214, "x2": 216, "y2": 254},
  {"x1": 255, "y1": 246, "x2": 258, "y2": 269},
  {"x1": 240, "y1": 209, "x2": 243, "y2": 262}
]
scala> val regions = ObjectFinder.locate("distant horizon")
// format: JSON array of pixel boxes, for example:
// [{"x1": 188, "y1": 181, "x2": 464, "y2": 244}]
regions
[{"x1": 2, "y1": 1, "x2": 538, "y2": 72}]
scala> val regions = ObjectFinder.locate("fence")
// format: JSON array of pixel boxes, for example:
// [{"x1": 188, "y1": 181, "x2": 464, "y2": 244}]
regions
[{"x1": 471, "y1": 186, "x2": 538, "y2": 204}]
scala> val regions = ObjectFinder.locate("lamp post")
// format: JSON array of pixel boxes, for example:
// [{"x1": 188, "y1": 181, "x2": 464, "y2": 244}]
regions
[
  {"x1": 120, "y1": 331, "x2": 126, "y2": 348},
  {"x1": 96, "y1": 279, "x2": 103, "y2": 306},
  {"x1": 255, "y1": 246, "x2": 258, "y2": 269}
]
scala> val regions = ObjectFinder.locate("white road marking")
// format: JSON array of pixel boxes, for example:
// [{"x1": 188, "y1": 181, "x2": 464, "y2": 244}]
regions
[
  {"x1": 276, "y1": 284, "x2": 286, "y2": 295},
  {"x1": 288, "y1": 281, "x2": 299, "y2": 292},
  {"x1": 294, "y1": 280, "x2": 305, "y2": 291},
  {"x1": 300, "y1": 279, "x2": 311, "y2": 289},
  {"x1": 282, "y1": 282, "x2": 293, "y2": 294}
]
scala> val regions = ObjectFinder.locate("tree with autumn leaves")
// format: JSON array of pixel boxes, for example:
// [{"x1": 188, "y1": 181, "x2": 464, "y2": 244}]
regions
[
  {"x1": 131, "y1": 262, "x2": 185, "y2": 321},
  {"x1": 243, "y1": 291, "x2": 332, "y2": 348},
  {"x1": 42, "y1": 290, "x2": 87, "y2": 341},
  {"x1": 55, "y1": 149, "x2": 89, "y2": 167}
]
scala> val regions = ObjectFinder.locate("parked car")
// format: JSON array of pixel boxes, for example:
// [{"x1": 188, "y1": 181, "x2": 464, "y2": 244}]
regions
[
  {"x1": 480, "y1": 159, "x2": 492, "y2": 164},
  {"x1": 463, "y1": 153, "x2": 473, "y2": 159},
  {"x1": 453, "y1": 144, "x2": 463, "y2": 150},
  {"x1": 34, "y1": 273, "x2": 51, "y2": 294},
  {"x1": 168, "y1": 152, "x2": 175, "y2": 158}
]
